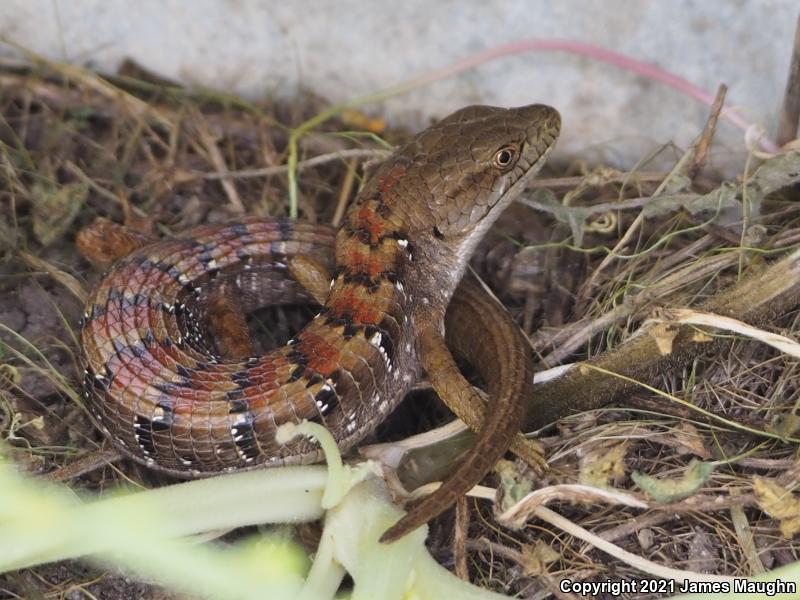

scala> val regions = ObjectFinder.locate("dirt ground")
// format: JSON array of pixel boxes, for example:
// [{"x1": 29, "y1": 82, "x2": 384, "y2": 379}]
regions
[{"x1": 2, "y1": 61, "x2": 800, "y2": 599}]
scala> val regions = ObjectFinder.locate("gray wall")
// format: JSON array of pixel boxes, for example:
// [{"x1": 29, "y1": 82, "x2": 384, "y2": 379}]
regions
[{"x1": 1, "y1": 0, "x2": 796, "y2": 173}]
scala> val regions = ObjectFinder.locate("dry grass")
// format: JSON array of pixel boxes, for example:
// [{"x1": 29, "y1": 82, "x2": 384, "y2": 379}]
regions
[{"x1": 1, "y1": 56, "x2": 800, "y2": 599}]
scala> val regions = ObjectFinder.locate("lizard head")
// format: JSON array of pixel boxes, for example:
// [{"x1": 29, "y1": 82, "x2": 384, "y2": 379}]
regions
[
  {"x1": 391, "y1": 103, "x2": 560, "y2": 301},
  {"x1": 414, "y1": 103, "x2": 560, "y2": 240}
]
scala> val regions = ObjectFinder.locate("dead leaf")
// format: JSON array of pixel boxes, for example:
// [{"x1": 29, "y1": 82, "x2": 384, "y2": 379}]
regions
[
  {"x1": 637, "y1": 528, "x2": 654, "y2": 551},
  {"x1": 522, "y1": 540, "x2": 560, "y2": 576},
  {"x1": 31, "y1": 181, "x2": 88, "y2": 246},
  {"x1": 655, "y1": 422, "x2": 711, "y2": 459},
  {"x1": 341, "y1": 109, "x2": 386, "y2": 134},
  {"x1": 494, "y1": 459, "x2": 534, "y2": 513},
  {"x1": 0, "y1": 363, "x2": 21, "y2": 390},
  {"x1": 747, "y1": 151, "x2": 800, "y2": 197},
  {"x1": 753, "y1": 477, "x2": 800, "y2": 539},
  {"x1": 648, "y1": 323, "x2": 678, "y2": 355},
  {"x1": 579, "y1": 443, "x2": 628, "y2": 489},
  {"x1": 767, "y1": 413, "x2": 800, "y2": 439},
  {"x1": 691, "y1": 331, "x2": 714, "y2": 343}
]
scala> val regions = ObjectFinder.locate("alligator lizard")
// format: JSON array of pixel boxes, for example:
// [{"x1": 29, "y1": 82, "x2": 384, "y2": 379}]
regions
[{"x1": 78, "y1": 104, "x2": 561, "y2": 542}]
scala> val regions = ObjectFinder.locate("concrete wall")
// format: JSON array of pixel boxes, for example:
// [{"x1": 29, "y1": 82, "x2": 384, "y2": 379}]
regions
[{"x1": 1, "y1": 0, "x2": 796, "y2": 172}]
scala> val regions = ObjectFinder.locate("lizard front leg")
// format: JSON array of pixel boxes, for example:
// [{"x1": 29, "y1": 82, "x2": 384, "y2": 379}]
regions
[
  {"x1": 290, "y1": 257, "x2": 543, "y2": 462},
  {"x1": 380, "y1": 276, "x2": 544, "y2": 542},
  {"x1": 443, "y1": 276, "x2": 546, "y2": 472},
  {"x1": 290, "y1": 254, "x2": 546, "y2": 542},
  {"x1": 289, "y1": 256, "x2": 540, "y2": 454}
]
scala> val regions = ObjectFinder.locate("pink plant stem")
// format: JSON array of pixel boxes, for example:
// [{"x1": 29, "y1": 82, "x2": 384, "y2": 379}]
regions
[{"x1": 398, "y1": 39, "x2": 779, "y2": 154}]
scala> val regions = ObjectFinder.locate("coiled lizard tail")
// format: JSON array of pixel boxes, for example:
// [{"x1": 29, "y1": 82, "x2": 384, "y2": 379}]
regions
[{"x1": 78, "y1": 104, "x2": 559, "y2": 541}]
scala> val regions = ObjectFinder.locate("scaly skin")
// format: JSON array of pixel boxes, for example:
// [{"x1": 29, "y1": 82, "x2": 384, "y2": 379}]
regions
[{"x1": 78, "y1": 104, "x2": 560, "y2": 542}]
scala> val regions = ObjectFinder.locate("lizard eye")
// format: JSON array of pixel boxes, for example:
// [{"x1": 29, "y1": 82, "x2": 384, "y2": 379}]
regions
[{"x1": 492, "y1": 146, "x2": 516, "y2": 170}]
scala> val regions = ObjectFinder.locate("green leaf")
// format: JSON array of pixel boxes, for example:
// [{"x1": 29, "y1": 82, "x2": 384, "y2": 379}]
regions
[{"x1": 632, "y1": 459, "x2": 714, "y2": 503}]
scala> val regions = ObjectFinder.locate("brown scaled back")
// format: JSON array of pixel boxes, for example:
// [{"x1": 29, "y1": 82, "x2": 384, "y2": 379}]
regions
[{"x1": 77, "y1": 105, "x2": 560, "y2": 545}]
